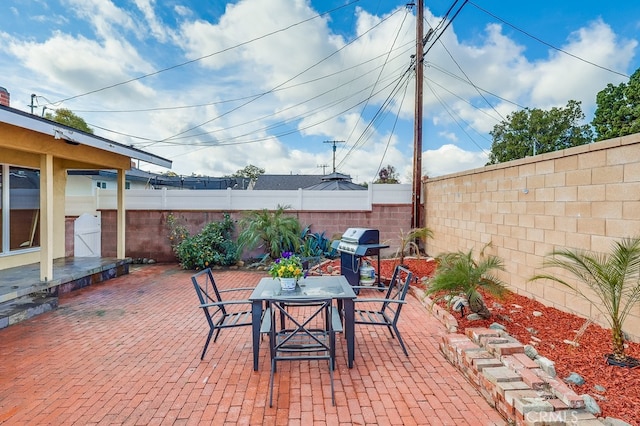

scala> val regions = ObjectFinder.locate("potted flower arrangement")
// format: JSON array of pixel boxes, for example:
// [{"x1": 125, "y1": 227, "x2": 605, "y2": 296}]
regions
[{"x1": 269, "y1": 251, "x2": 304, "y2": 290}]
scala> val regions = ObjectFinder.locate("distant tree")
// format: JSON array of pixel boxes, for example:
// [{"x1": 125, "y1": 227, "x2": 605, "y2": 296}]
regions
[
  {"x1": 45, "y1": 108, "x2": 93, "y2": 134},
  {"x1": 231, "y1": 164, "x2": 265, "y2": 182},
  {"x1": 486, "y1": 100, "x2": 593, "y2": 165},
  {"x1": 592, "y1": 68, "x2": 640, "y2": 141},
  {"x1": 374, "y1": 164, "x2": 400, "y2": 184}
]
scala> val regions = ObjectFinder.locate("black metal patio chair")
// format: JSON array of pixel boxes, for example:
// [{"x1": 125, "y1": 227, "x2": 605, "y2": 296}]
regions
[
  {"x1": 352, "y1": 265, "x2": 414, "y2": 356},
  {"x1": 265, "y1": 297, "x2": 341, "y2": 407},
  {"x1": 191, "y1": 268, "x2": 255, "y2": 360}
]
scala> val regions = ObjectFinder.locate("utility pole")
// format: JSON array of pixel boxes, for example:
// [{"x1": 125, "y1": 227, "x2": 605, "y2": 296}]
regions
[
  {"x1": 411, "y1": 1, "x2": 424, "y2": 229},
  {"x1": 323, "y1": 140, "x2": 345, "y2": 173},
  {"x1": 30, "y1": 94, "x2": 36, "y2": 114},
  {"x1": 317, "y1": 164, "x2": 329, "y2": 175}
]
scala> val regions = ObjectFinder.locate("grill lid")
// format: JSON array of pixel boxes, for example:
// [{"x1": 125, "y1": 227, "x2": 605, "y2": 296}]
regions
[
  {"x1": 339, "y1": 228, "x2": 379, "y2": 245},
  {"x1": 332, "y1": 228, "x2": 387, "y2": 255}
]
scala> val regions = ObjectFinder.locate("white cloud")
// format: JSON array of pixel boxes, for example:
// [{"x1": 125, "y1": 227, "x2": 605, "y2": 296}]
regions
[
  {"x1": 133, "y1": 0, "x2": 173, "y2": 43},
  {"x1": 64, "y1": 0, "x2": 140, "y2": 40},
  {"x1": 0, "y1": 0, "x2": 637, "y2": 182},
  {"x1": 4, "y1": 31, "x2": 156, "y2": 105},
  {"x1": 423, "y1": 144, "x2": 488, "y2": 178}
]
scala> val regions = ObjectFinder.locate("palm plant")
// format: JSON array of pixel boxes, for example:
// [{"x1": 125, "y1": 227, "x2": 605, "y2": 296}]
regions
[
  {"x1": 394, "y1": 227, "x2": 434, "y2": 264},
  {"x1": 426, "y1": 243, "x2": 507, "y2": 319},
  {"x1": 530, "y1": 237, "x2": 640, "y2": 365},
  {"x1": 237, "y1": 205, "x2": 301, "y2": 260}
]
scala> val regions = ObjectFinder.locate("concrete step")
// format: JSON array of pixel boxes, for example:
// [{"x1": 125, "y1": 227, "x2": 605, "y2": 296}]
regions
[{"x1": 0, "y1": 293, "x2": 58, "y2": 329}]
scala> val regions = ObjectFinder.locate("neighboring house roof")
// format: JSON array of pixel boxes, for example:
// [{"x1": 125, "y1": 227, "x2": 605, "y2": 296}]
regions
[
  {"x1": 304, "y1": 172, "x2": 366, "y2": 190},
  {"x1": 253, "y1": 173, "x2": 366, "y2": 190},
  {"x1": 0, "y1": 105, "x2": 171, "y2": 169},
  {"x1": 68, "y1": 169, "x2": 250, "y2": 190},
  {"x1": 252, "y1": 174, "x2": 325, "y2": 190},
  {"x1": 9, "y1": 168, "x2": 40, "y2": 189}
]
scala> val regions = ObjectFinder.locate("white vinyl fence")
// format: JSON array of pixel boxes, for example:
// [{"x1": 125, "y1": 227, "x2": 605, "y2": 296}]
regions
[{"x1": 66, "y1": 184, "x2": 412, "y2": 215}]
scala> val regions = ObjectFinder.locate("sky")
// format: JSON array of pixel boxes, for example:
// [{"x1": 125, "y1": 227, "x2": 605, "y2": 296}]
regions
[{"x1": 1, "y1": 0, "x2": 638, "y2": 183}]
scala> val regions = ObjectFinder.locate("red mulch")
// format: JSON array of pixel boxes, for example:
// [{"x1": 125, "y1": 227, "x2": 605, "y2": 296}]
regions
[{"x1": 323, "y1": 257, "x2": 640, "y2": 425}]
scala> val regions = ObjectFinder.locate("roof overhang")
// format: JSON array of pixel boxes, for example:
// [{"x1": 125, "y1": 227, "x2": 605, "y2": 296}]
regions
[{"x1": 0, "y1": 105, "x2": 172, "y2": 169}]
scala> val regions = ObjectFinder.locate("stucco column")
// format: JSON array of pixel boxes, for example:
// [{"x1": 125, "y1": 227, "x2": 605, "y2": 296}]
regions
[
  {"x1": 117, "y1": 169, "x2": 126, "y2": 258},
  {"x1": 40, "y1": 153, "x2": 54, "y2": 281}
]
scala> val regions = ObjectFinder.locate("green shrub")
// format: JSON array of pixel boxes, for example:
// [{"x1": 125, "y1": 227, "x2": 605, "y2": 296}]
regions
[
  {"x1": 171, "y1": 213, "x2": 239, "y2": 270},
  {"x1": 167, "y1": 213, "x2": 189, "y2": 248}
]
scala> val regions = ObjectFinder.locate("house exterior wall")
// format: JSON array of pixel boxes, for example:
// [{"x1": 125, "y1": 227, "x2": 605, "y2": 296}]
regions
[
  {"x1": 66, "y1": 174, "x2": 148, "y2": 194},
  {"x1": 0, "y1": 145, "x2": 67, "y2": 266},
  {"x1": 0, "y1": 120, "x2": 134, "y2": 275},
  {"x1": 98, "y1": 204, "x2": 413, "y2": 263},
  {"x1": 66, "y1": 175, "x2": 99, "y2": 196},
  {"x1": 424, "y1": 133, "x2": 640, "y2": 340}
]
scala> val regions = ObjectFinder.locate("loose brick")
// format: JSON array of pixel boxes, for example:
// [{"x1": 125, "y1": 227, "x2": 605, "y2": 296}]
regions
[
  {"x1": 519, "y1": 368, "x2": 547, "y2": 390},
  {"x1": 441, "y1": 333, "x2": 472, "y2": 346},
  {"x1": 520, "y1": 411, "x2": 567, "y2": 425},
  {"x1": 567, "y1": 409, "x2": 602, "y2": 422},
  {"x1": 512, "y1": 353, "x2": 540, "y2": 369},
  {"x1": 495, "y1": 381, "x2": 531, "y2": 398},
  {"x1": 487, "y1": 341, "x2": 525, "y2": 357},
  {"x1": 479, "y1": 336, "x2": 510, "y2": 347},
  {"x1": 513, "y1": 396, "x2": 553, "y2": 415},
  {"x1": 544, "y1": 377, "x2": 585, "y2": 409},
  {"x1": 547, "y1": 398, "x2": 571, "y2": 411},
  {"x1": 504, "y1": 389, "x2": 540, "y2": 419},
  {"x1": 464, "y1": 349, "x2": 493, "y2": 368},
  {"x1": 452, "y1": 340, "x2": 483, "y2": 364},
  {"x1": 482, "y1": 366, "x2": 522, "y2": 384},
  {"x1": 501, "y1": 354, "x2": 528, "y2": 372},
  {"x1": 465, "y1": 327, "x2": 501, "y2": 344},
  {"x1": 472, "y1": 357, "x2": 504, "y2": 372}
]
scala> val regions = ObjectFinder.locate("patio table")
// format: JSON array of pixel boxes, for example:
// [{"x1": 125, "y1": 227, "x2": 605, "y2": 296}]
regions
[{"x1": 249, "y1": 275, "x2": 356, "y2": 371}]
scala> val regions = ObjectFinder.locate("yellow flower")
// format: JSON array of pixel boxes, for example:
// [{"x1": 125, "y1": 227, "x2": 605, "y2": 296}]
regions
[{"x1": 269, "y1": 253, "x2": 304, "y2": 279}]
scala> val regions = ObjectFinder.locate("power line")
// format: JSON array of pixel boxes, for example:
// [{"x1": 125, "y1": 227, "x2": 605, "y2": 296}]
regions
[
  {"x1": 467, "y1": 0, "x2": 630, "y2": 79},
  {"x1": 48, "y1": 0, "x2": 365, "y2": 106},
  {"x1": 153, "y1": 7, "x2": 403, "y2": 145},
  {"x1": 340, "y1": 5, "x2": 413, "y2": 162}
]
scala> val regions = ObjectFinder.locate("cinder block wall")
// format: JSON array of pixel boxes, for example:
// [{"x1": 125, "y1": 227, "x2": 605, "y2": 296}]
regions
[
  {"x1": 424, "y1": 134, "x2": 640, "y2": 340},
  {"x1": 99, "y1": 204, "x2": 412, "y2": 263}
]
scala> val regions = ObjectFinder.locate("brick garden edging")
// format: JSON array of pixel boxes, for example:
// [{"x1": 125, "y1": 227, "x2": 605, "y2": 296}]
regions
[{"x1": 409, "y1": 287, "x2": 609, "y2": 426}]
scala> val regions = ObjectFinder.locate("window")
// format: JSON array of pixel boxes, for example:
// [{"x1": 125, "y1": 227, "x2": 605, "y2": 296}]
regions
[
  {"x1": 96, "y1": 181, "x2": 106, "y2": 189},
  {"x1": 1, "y1": 165, "x2": 40, "y2": 254}
]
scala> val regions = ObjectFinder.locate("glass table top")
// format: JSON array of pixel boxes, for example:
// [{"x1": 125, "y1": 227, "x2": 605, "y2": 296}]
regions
[{"x1": 249, "y1": 275, "x2": 356, "y2": 300}]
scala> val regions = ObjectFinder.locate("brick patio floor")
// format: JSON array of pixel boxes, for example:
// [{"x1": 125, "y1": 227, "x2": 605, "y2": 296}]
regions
[{"x1": 0, "y1": 264, "x2": 505, "y2": 425}]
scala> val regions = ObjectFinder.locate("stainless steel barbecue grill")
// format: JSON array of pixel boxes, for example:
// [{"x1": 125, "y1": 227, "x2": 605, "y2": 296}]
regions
[{"x1": 332, "y1": 228, "x2": 389, "y2": 289}]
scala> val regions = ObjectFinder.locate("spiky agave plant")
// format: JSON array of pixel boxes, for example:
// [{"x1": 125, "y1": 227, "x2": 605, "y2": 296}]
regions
[
  {"x1": 426, "y1": 243, "x2": 507, "y2": 319},
  {"x1": 530, "y1": 237, "x2": 640, "y2": 365}
]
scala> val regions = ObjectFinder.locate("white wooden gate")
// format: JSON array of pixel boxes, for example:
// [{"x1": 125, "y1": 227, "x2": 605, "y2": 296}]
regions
[{"x1": 74, "y1": 213, "x2": 101, "y2": 257}]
